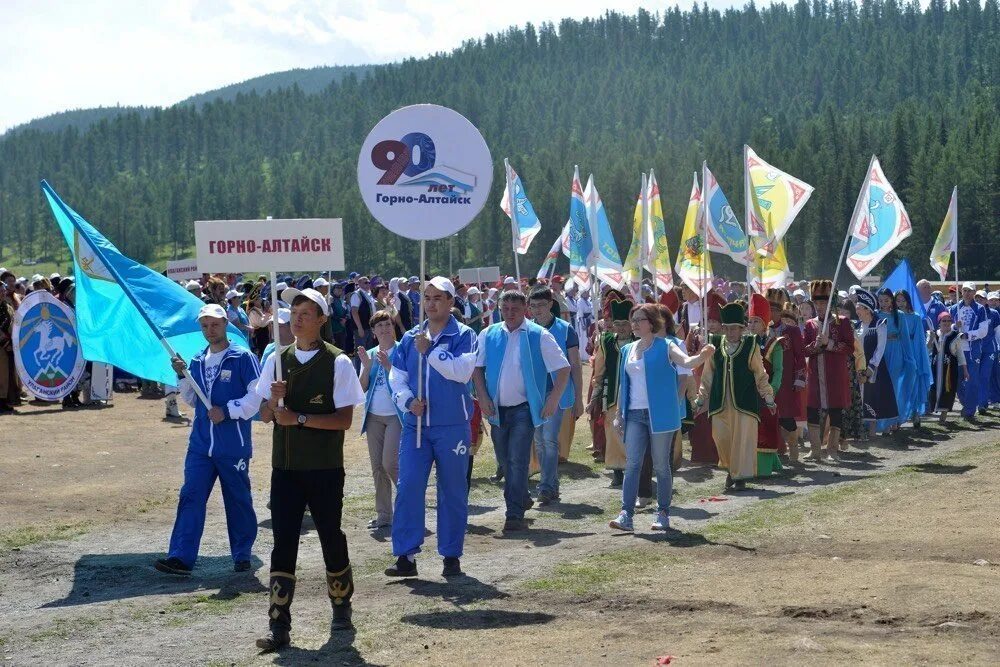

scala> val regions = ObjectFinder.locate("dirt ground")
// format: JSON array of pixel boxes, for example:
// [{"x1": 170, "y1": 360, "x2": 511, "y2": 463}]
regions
[{"x1": 1, "y1": 388, "x2": 998, "y2": 666}]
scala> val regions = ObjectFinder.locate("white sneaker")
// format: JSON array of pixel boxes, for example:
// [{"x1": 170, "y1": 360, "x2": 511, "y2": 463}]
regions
[
  {"x1": 635, "y1": 497, "x2": 652, "y2": 510},
  {"x1": 651, "y1": 511, "x2": 670, "y2": 531},
  {"x1": 164, "y1": 396, "x2": 185, "y2": 419}
]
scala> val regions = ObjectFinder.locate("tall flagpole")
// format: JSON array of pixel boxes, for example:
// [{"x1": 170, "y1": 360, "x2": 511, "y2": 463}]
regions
[
  {"x1": 743, "y1": 145, "x2": 753, "y2": 294},
  {"x1": 953, "y1": 186, "x2": 960, "y2": 306},
  {"x1": 640, "y1": 172, "x2": 648, "y2": 302},
  {"x1": 415, "y1": 240, "x2": 426, "y2": 448},
  {"x1": 699, "y1": 166, "x2": 708, "y2": 337},
  {"x1": 646, "y1": 171, "x2": 658, "y2": 300},
  {"x1": 504, "y1": 158, "x2": 522, "y2": 285}
]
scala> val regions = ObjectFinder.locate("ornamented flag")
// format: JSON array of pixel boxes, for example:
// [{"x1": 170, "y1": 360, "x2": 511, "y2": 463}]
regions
[
  {"x1": 584, "y1": 175, "x2": 626, "y2": 290},
  {"x1": 703, "y1": 163, "x2": 750, "y2": 265},
  {"x1": 41, "y1": 181, "x2": 248, "y2": 388},
  {"x1": 750, "y1": 236, "x2": 790, "y2": 294},
  {"x1": 567, "y1": 166, "x2": 593, "y2": 290},
  {"x1": 930, "y1": 186, "x2": 958, "y2": 281},
  {"x1": 500, "y1": 160, "x2": 542, "y2": 254},
  {"x1": 624, "y1": 171, "x2": 673, "y2": 295},
  {"x1": 745, "y1": 145, "x2": 814, "y2": 246},
  {"x1": 846, "y1": 156, "x2": 912, "y2": 279},
  {"x1": 536, "y1": 222, "x2": 570, "y2": 280},
  {"x1": 675, "y1": 174, "x2": 713, "y2": 297}
]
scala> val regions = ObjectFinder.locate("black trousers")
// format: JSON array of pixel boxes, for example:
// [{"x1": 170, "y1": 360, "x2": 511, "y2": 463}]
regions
[{"x1": 270, "y1": 468, "x2": 349, "y2": 575}]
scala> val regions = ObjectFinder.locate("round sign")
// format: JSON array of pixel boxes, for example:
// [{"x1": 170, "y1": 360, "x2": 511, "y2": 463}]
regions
[
  {"x1": 12, "y1": 291, "x2": 86, "y2": 401},
  {"x1": 357, "y1": 104, "x2": 493, "y2": 241}
]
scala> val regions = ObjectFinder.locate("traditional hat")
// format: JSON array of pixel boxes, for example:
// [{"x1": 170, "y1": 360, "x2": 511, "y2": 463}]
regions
[
  {"x1": 602, "y1": 288, "x2": 627, "y2": 319},
  {"x1": 854, "y1": 288, "x2": 877, "y2": 313},
  {"x1": 766, "y1": 287, "x2": 787, "y2": 309},
  {"x1": 659, "y1": 288, "x2": 680, "y2": 315},
  {"x1": 720, "y1": 302, "x2": 746, "y2": 326},
  {"x1": 706, "y1": 289, "x2": 726, "y2": 323},
  {"x1": 780, "y1": 302, "x2": 799, "y2": 322},
  {"x1": 610, "y1": 299, "x2": 634, "y2": 322},
  {"x1": 809, "y1": 279, "x2": 833, "y2": 300},
  {"x1": 748, "y1": 293, "x2": 770, "y2": 323}
]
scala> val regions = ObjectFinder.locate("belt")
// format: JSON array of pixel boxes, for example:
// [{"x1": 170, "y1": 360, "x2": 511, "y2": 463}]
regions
[{"x1": 498, "y1": 402, "x2": 528, "y2": 411}]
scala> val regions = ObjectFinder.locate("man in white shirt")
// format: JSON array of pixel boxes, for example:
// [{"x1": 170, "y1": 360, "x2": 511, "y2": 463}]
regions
[{"x1": 472, "y1": 290, "x2": 570, "y2": 532}]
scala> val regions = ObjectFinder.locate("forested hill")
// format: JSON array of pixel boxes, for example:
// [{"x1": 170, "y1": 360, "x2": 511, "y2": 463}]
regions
[{"x1": 1, "y1": 1, "x2": 998, "y2": 280}]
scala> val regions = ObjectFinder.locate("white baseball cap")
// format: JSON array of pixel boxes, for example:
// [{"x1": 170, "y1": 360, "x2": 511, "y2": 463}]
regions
[
  {"x1": 987, "y1": 292, "x2": 999, "y2": 300},
  {"x1": 197, "y1": 304, "x2": 227, "y2": 320},
  {"x1": 275, "y1": 307, "x2": 291, "y2": 325},
  {"x1": 793, "y1": 289, "x2": 806, "y2": 298},
  {"x1": 976, "y1": 289, "x2": 987, "y2": 298},
  {"x1": 426, "y1": 276, "x2": 456, "y2": 297},
  {"x1": 282, "y1": 287, "x2": 329, "y2": 316},
  {"x1": 185, "y1": 280, "x2": 201, "y2": 292},
  {"x1": 225, "y1": 289, "x2": 244, "y2": 301},
  {"x1": 467, "y1": 286, "x2": 481, "y2": 296},
  {"x1": 313, "y1": 277, "x2": 329, "y2": 288},
  {"x1": 50, "y1": 272, "x2": 61, "y2": 279},
  {"x1": 31, "y1": 274, "x2": 44, "y2": 283},
  {"x1": 962, "y1": 281, "x2": 976, "y2": 291},
  {"x1": 503, "y1": 277, "x2": 517, "y2": 285},
  {"x1": 275, "y1": 281, "x2": 288, "y2": 292}
]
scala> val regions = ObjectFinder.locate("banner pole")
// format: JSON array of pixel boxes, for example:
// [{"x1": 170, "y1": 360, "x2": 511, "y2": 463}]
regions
[
  {"x1": 416, "y1": 240, "x2": 426, "y2": 449},
  {"x1": 504, "y1": 159, "x2": 522, "y2": 285},
  {"x1": 825, "y1": 155, "x2": 876, "y2": 333},
  {"x1": 270, "y1": 270, "x2": 284, "y2": 408},
  {"x1": 953, "y1": 187, "x2": 960, "y2": 306},
  {"x1": 699, "y1": 166, "x2": 708, "y2": 339}
]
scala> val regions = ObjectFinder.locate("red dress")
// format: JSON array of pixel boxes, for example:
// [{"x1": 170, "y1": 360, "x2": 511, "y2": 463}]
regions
[
  {"x1": 685, "y1": 324, "x2": 718, "y2": 464},
  {"x1": 774, "y1": 323, "x2": 806, "y2": 420},
  {"x1": 804, "y1": 316, "x2": 854, "y2": 410},
  {"x1": 757, "y1": 337, "x2": 783, "y2": 450}
]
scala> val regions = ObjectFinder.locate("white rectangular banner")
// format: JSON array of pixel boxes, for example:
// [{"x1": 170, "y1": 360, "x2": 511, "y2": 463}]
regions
[
  {"x1": 165, "y1": 259, "x2": 201, "y2": 282},
  {"x1": 195, "y1": 218, "x2": 345, "y2": 273},
  {"x1": 860, "y1": 275, "x2": 882, "y2": 289},
  {"x1": 457, "y1": 266, "x2": 501, "y2": 286}
]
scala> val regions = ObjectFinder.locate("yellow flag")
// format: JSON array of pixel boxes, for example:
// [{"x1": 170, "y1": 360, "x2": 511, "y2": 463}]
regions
[
  {"x1": 674, "y1": 174, "x2": 713, "y2": 297},
  {"x1": 930, "y1": 186, "x2": 958, "y2": 281},
  {"x1": 750, "y1": 236, "x2": 789, "y2": 293},
  {"x1": 646, "y1": 171, "x2": 673, "y2": 293},
  {"x1": 745, "y1": 145, "x2": 813, "y2": 246}
]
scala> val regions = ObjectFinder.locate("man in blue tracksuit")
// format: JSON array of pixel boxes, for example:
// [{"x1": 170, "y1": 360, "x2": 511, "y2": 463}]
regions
[
  {"x1": 155, "y1": 304, "x2": 262, "y2": 575},
  {"x1": 975, "y1": 289, "x2": 1000, "y2": 411},
  {"x1": 950, "y1": 283, "x2": 988, "y2": 422},
  {"x1": 385, "y1": 277, "x2": 478, "y2": 578}
]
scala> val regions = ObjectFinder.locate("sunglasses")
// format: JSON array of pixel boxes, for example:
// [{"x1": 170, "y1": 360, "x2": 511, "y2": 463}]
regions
[{"x1": 630, "y1": 317, "x2": 648, "y2": 323}]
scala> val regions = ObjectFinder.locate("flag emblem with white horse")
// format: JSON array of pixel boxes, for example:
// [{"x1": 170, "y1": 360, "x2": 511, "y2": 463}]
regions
[{"x1": 13, "y1": 290, "x2": 86, "y2": 401}]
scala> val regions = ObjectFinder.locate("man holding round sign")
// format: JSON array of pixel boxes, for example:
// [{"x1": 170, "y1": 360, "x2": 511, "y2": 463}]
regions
[{"x1": 357, "y1": 104, "x2": 493, "y2": 577}]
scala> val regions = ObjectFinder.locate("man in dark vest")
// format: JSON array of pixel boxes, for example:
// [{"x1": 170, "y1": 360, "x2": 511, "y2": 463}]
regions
[
  {"x1": 350, "y1": 276, "x2": 376, "y2": 369},
  {"x1": 255, "y1": 287, "x2": 365, "y2": 651}
]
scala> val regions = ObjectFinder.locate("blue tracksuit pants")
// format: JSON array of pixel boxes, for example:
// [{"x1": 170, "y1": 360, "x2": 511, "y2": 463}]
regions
[
  {"x1": 392, "y1": 422, "x2": 470, "y2": 559},
  {"x1": 958, "y1": 348, "x2": 980, "y2": 418},
  {"x1": 167, "y1": 449, "x2": 257, "y2": 568},
  {"x1": 979, "y1": 343, "x2": 996, "y2": 409}
]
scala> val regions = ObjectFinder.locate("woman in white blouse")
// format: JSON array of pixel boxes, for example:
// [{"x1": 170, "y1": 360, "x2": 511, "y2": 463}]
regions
[{"x1": 609, "y1": 304, "x2": 714, "y2": 533}]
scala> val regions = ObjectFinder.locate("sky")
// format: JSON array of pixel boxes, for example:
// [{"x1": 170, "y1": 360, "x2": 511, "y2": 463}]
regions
[{"x1": 0, "y1": 0, "x2": 762, "y2": 132}]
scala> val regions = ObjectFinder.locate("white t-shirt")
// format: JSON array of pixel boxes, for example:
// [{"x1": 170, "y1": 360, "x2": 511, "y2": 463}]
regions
[
  {"x1": 202, "y1": 349, "x2": 225, "y2": 393},
  {"x1": 625, "y1": 345, "x2": 649, "y2": 410},
  {"x1": 368, "y1": 363, "x2": 397, "y2": 417},
  {"x1": 475, "y1": 320, "x2": 569, "y2": 407},
  {"x1": 256, "y1": 347, "x2": 365, "y2": 409}
]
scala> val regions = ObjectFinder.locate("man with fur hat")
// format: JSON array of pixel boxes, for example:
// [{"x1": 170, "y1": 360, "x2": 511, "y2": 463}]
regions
[
  {"x1": 768, "y1": 288, "x2": 807, "y2": 461},
  {"x1": 747, "y1": 294, "x2": 784, "y2": 476},
  {"x1": 803, "y1": 279, "x2": 855, "y2": 462},
  {"x1": 694, "y1": 302, "x2": 776, "y2": 491},
  {"x1": 587, "y1": 295, "x2": 634, "y2": 486}
]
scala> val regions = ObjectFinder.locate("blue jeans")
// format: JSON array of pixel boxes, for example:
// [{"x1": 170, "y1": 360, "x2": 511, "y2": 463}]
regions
[
  {"x1": 621, "y1": 409, "x2": 674, "y2": 517},
  {"x1": 533, "y1": 408, "x2": 565, "y2": 497},
  {"x1": 490, "y1": 403, "x2": 535, "y2": 519},
  {"x1": 959, "y1": 350, "x2": 980, "y2": 417}
]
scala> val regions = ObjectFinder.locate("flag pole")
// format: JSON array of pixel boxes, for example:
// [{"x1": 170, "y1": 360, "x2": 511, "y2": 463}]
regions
[
  {"x1": 698, "y1": 166, "x2": 708, "y2": 338},
  {"x1": 416, "y1": 240, "x2": 426, "y2": 449},
  {"x1": 41, "y1": 181, "x2": 211, "y2": 409},
  {"x1": 953, "y1": 186, "x2": 960, "y2": 306},
  {"x1": 640, "y1": 172, "x2": 648, "y2": 302},
  {"x1": 825, "y1": 154, "x2": 877, "y2": 333},
  {"x1": 504, "y1": 158, "x2": 522, "y2": 284},
  {"x1": 269, "y1": 270, "x2": 284, "y2": 408},
  {"x1": 743, "y1": 145, "x2": 753, "y2": 295}
]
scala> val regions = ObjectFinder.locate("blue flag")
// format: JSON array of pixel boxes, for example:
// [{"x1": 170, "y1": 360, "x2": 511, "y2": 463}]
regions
[
  {"x1": 41, "y1": 181, "x2": 248, "y2": 387},
  {"x1": 880, "y1": 258, "x2": 926, "y2": 320},
  {"x1": 501, "y1": 161, "x2": 542, "y2": 254},
  {"x1": 567, "y1": 166, "x2": 594, "y2": 289}
]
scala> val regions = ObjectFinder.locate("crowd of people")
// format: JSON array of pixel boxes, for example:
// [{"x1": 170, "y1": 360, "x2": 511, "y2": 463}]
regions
[{"x1": 3, "y1": 263, "x2": 999, "y2": 651}]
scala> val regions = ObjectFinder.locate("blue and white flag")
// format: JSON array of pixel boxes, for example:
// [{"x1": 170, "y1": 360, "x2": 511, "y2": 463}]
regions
[
  {"x1": 584, "y1": 174, "x2": 626, "y2": 290},
  {"x1": 501, "y1": 160, "x2": 542, "y2": 255},
  {"x1": 41, "y1": 181, "x2": 248, "y2": 387},
  {"x1": 567, "y1": 166, "x2": 593, "y2": 290},
  {"x1": 703, "y1": 164, "x2": 751, "y2": 265},
  {"x1": 847, "y1": 157, "x2": 912, "y2": 279}
]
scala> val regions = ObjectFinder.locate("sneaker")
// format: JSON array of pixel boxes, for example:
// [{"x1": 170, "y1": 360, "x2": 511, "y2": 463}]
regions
[
  {"x1": 234, "y1": 560, "x2": 252, "y2": 572},
  {"x1": 367, "y1": 518, "x2": 391, "y2": 530},
  {"x1": 502, "y1": 518, "x2": 528, "y2": 532},
  {"x1": 442, "y1": 557, "x2": 463, "y2": 577},
  {"x1": 154, "y1": 557, "x2": 192, "y2": 576},
  {"x1": 489, "y1": 468, "x2": 505, "y2": 483},
  {"x1": 609, "y1": 511, "x2": 633, "y2": 532},
  {"x1": 385, "y1": 555, "x2": 418, "y2": 577},
  {"x1": 537, "y1": 491, "x2": 559, "y2": 506},
  {"x1": 635, "y1": 497, "x2": 652, "y2": 510},
  {"x1": 651, "y1": 511, "x2": 670, "y2": 531}
]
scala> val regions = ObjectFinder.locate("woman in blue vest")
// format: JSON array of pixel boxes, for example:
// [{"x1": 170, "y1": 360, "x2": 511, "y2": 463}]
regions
[
  {"x1": 358, "y1": 310, "x2": 403, "y2": 532},
  {"x1": 875, "y1": 288, "x2": 913, "y2": 434},
  {"x1": 609, "y1": 303, "x2": 714, "y2": 533}
]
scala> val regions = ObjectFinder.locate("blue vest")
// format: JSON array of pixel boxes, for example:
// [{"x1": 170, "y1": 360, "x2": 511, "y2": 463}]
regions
[
  {"x1": 361, "y1": 342, "x2": 404, "y2": 434},
  {"x1": 544, "y1": 318, "x2": 576, "y2": 410},
  {"x1": 483, "y1": 321, "x2": 549, "y2": 427},
  {"x1": 617, "y1": 338, "x2": 682, "y2": 434}
]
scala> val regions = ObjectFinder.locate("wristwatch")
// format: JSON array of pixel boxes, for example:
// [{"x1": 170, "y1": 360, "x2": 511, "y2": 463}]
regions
[{"x1": 296, "y1": 413, "x2": 308, "y2": 428}]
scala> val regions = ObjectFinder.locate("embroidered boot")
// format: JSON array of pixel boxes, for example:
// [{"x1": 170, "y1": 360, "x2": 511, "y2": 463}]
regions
[
  {"x1": 256, "y1": 572, "x2": 295, "y2": 651},
  {"x1": 327, "y1": 565, "x2": 354, "y2": 631}
]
